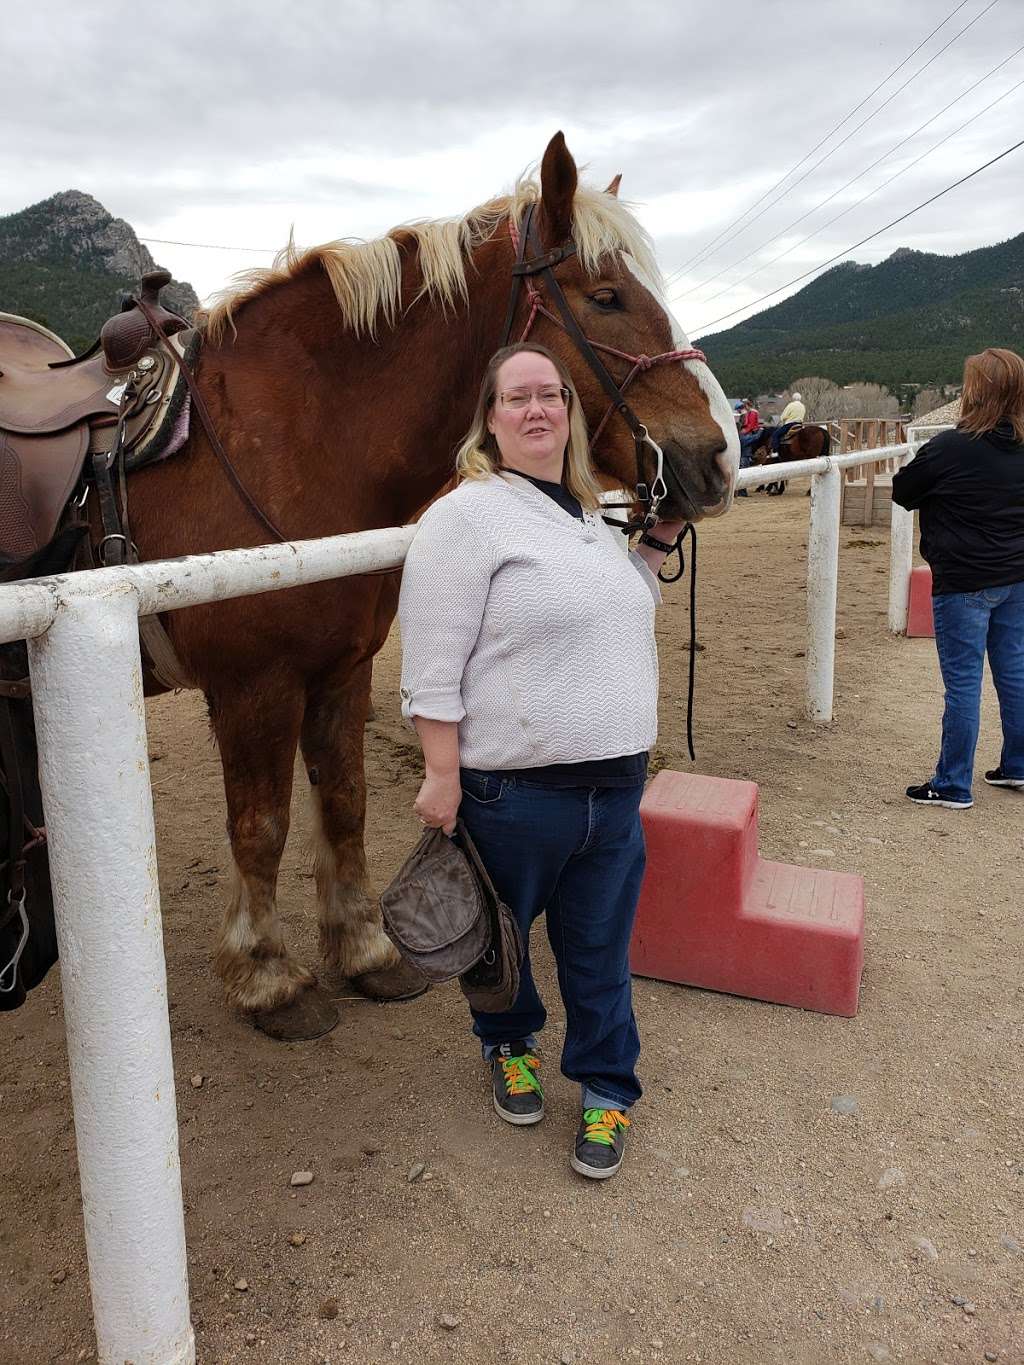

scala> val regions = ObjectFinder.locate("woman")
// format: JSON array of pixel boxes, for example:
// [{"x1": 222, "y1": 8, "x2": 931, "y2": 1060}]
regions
[
  {"x1": 397, "y1": 342, "x2": 688, "y2": 1180},
  {"x1": 736, "y1": 398, "x2": 761, "y2": 496},
  {"x1": 892, "y1": 347, "x2": 1024, "y2": 809}
]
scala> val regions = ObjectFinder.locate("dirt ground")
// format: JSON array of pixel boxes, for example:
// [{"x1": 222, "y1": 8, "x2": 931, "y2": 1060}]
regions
[{"x1": 1, "y1": 493, "x2": 1022, "y2": 1365}]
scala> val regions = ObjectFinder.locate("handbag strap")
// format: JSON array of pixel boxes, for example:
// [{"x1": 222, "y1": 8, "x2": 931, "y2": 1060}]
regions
[{"x1": 454, "y1": 819, "x2": 503, "y2": 908}]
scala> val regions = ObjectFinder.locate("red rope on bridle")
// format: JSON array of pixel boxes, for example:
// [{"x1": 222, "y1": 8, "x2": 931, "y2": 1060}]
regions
[
  {"x1": 503, "y1": 207, "x2": 706, "y2": 757},
  {"x1": 505, "y1": 216, "x2": 707, "y2": 451}
]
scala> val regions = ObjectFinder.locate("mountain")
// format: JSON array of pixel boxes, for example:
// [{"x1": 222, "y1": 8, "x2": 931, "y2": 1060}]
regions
[
  {"x1": 696, "y1": 234, "x2": 1024, "y2": 397},
  {"x1": 0, "y1": 191, "x2": 198, "y2": 354}
]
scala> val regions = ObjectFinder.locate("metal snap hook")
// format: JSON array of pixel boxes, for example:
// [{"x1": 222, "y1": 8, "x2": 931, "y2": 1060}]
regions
[{"x1": 637, "y1": 425, "x2": 668, "y2": 507}]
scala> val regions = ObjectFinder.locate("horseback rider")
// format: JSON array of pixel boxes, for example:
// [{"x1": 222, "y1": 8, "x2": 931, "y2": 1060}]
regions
[
  {"x1": 772, "y1": 390, "x2": 806, "y2": 454},
  {"x1": 736, "y1": 397, "x2": 762, "y2": 496}
]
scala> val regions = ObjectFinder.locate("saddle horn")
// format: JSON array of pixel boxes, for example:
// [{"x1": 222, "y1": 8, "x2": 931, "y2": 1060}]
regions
[{"x1": 101, "y1": 268, "x2": 187, "y2": 371}]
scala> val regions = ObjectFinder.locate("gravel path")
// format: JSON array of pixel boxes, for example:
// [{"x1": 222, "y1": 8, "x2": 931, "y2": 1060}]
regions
[{"x1": 1, "y1": 493, "x2": 1021, "y2": 1365}]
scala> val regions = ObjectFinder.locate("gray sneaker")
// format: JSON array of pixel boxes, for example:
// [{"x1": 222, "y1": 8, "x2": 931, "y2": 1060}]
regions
[
  {"x1": 570, "y1": 1108, "x2": 631, "y2": 1179},
  {"x1": 491, "y1": 1041, "x2": 544, "y2": 1125}
]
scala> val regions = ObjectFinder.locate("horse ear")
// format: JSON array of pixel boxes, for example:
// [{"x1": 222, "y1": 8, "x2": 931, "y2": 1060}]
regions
[
  {"x1": 605, "y1": 173, "x2": 622, "y2": 198},
  {"x1": 538, "y1": 131, "x2": 577, "y2": 244}
]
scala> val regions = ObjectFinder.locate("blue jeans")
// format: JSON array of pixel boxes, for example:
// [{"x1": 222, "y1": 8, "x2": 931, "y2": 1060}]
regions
[
  {"x1": 771, "y1": 422, "x2": 794, "y2": 454},
  {"x1": 458, "y1": 770, "x2": 646, "y2": 1111},
  {"x1": 931, "y1": 580, "x2": 1024, "y2": 801},
  {"x1": 738, "y1": 432, "x2": 759, "y2": 468}
]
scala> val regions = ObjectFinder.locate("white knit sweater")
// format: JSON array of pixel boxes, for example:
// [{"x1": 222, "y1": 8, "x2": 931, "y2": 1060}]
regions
[{"x1": 398, "y1": 472, "x2": 661, "y2": 770}]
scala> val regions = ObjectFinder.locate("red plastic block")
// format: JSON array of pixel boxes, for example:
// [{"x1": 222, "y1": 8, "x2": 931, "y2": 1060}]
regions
[
  {"x1": 907, "y1": 565, "x2": 935, "y2": 637},
  {"x1": 631, "y1": 771, "x2": 864, "y2": 1017}
]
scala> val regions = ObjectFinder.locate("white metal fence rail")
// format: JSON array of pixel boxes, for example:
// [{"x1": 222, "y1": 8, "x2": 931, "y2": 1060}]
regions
[
  {"x1": 734, "y1": 439, "x2": 925, "y2": 720},
  {"x1": 0, "y1": 436, "x2": 933, "y2": 1362},
  {"x1": 2, "y1": 529, "x2": 413, "y2": 1365}
]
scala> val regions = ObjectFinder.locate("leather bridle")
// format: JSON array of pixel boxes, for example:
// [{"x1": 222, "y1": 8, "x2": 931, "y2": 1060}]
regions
[
  {"x1": 500, "y1": 203, "x2": 708, "y2": 532},
  {"x1": 134, "y1": 204, "x2": 708, "y2": 545}
]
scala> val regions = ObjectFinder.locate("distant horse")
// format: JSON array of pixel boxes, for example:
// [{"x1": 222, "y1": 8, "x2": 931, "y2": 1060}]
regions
[
  {"x1": 73, "y1": 133, "x2": 737, "y2": 1038},
  {"x1": 751, "y1": 423, "x2": 830, "y2": 495}
]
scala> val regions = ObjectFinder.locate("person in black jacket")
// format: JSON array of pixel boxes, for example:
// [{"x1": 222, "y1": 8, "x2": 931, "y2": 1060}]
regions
[{"x1": 892, "y1": 347, "x2": 1024, "y2": 809}]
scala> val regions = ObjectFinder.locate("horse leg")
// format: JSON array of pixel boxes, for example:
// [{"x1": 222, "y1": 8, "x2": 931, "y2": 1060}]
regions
[
  {"x1": 301, "y1": 660, "x2": 427, "y2": 1001},
  {"x1": 209, "y1": 677, "x2": 338, "y2": 1040}
]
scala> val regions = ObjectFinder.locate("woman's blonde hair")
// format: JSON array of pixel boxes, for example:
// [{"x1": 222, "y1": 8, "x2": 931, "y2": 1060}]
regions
[
  {"x1": 455, "y1": 343, "x2": 605, "y2": 510},
  {"x1": 958, "y1": 347, "x2": 1024, "y2": 443}
]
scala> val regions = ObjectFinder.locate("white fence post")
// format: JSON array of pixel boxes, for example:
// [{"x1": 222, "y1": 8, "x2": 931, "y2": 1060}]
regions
[
  {"x1": 26, "y1": 575, "x2": 194, "y2": 1365},
  {"x1": 806, "y1": 461, "x2": 841, "y2": 722},
  {"x1": 888, "y1": 442, "x2": 916, "y2": 634}
]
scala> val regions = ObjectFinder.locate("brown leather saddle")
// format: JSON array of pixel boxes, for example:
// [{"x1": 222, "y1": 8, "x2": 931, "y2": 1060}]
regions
[
  {"x1": 0, "y1": 270, "x2": 194, "y2": 570},
  {"x1": 0, "y1": 275, "x2": 201, "y2": 1012}
]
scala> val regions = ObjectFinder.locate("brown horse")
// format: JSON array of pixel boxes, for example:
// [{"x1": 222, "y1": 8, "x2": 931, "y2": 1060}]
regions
[
  {"x1": 751, "y1": 423, "x2": 830, "y2": 494},
  {"x1": 114, "y1": 133, "x2": 738, "y2": 1038}
]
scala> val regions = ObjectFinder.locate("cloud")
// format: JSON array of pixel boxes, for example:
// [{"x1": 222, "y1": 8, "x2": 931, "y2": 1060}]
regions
[{"x1": 4, "y1": 0, "x2": 1021, "y2": 315}]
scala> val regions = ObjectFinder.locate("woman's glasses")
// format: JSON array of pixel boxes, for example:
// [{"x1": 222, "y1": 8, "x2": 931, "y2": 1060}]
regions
[{"x1": 497, "y1": 386, "x2": 571, "y2": 411}]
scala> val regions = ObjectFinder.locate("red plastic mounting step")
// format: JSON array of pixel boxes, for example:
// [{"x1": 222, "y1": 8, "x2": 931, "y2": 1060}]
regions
[
  {"x1": 907, "y1": 565, "x2": 935, "y2": 637},
  {"x1": 631, "y1": 770, "x2": 864, "y2": 1017}
]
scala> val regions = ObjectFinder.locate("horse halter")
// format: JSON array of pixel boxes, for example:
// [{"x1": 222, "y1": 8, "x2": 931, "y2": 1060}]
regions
[{"x1": 500, "y1": 202, "x2": 707, "y2": 532}]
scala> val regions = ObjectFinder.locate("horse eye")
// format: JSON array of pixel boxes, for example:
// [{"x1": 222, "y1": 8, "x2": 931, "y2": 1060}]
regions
[{"x1": 589, "y1": 288, "x2": 621, "y2": 310}]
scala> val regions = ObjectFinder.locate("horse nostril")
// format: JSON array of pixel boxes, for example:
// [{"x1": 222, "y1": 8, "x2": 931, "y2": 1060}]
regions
[
  {"x1": 658, "y1": 439, "x2": 727, "y2": 512},
  {"x1": 689, "y1": 438, "x2": 730, "y2": 497},
  {"x1": 714, "y1": 446, "x2": 736, "y2": 487}
]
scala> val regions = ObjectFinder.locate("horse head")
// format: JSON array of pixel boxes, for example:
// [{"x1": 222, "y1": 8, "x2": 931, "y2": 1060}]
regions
[{"x1": 518, "y1": 133, "x2": 738, "y2": 522}]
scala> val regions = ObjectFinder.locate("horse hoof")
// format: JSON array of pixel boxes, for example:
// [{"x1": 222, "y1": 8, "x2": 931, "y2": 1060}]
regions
[
  {"x1": 350, "y1": 960, "x2": 429, "y2": 1002},
  {"x1": 253, "y1": 986, "x2": 339, "y2": 1041}
]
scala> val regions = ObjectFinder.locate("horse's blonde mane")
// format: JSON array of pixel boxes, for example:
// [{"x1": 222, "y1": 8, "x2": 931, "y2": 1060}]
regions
[{"x1": 200, "y1": 176, "x2": 663, "y2": 343}]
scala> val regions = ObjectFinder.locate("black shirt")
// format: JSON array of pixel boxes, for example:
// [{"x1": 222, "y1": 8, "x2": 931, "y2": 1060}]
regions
[
  {"x1": 508, "y1": 469, "x2": 584, "y2": 520},
  {"x1": 487, "y1": 469, "x2": 648, "y2": 788},
  {"x1": 891, "y1": 424, "x2": 1024, "y2": 594}
]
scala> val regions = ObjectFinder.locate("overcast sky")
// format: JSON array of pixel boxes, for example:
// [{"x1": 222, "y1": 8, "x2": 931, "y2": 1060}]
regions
[{"x1": 3, "y1": 0, "x2": 1021, "y2": 336}]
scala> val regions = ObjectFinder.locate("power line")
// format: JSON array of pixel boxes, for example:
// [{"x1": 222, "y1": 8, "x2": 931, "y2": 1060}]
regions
[
  {"x1": 681, "y1": 43, "x2": 1024, "y2": 304},
  {"x1": 699, "y1": 75, "x2": 1024, "y2": 312},
  {"x1": 140, "y1": 235, "x2": 277, "y2": 253},
  {"x1": 670, "y1": 0, "x2": 977, "y2": 275},
  {"x1": 666, "y1": 0, "x2": 999, "y2": 287},
  {"x1": 686, "y1": 135, "x2": 1024, "y2": 337}
]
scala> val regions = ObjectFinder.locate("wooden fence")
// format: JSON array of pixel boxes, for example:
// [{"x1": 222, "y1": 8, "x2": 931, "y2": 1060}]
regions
[
  {"x1": 826, "y1": 417, "x2": 907, "y2": 455},
  {"x1": 823, "y1": 418, "x2": 909, "y2": 526}
]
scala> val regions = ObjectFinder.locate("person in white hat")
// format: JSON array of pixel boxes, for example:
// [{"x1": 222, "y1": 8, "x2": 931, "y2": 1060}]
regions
[{"x1": 779, "y1": 391, "x2": 806, "y2": 425}]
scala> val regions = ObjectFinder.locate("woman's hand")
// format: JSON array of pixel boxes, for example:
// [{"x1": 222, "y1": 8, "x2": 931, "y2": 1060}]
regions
[
  {"x1": 634, "y1": 518, "x2": 688, "y2": 572},
  {"x1": 411, "y1": 718, "x2": 462, "y2": 834},
  {"x1": 652, "y1": 518, "x2": 688, "y2": 544},
  {"x1": 414, "y1": 771, "x2": 462, "y2": 834}
]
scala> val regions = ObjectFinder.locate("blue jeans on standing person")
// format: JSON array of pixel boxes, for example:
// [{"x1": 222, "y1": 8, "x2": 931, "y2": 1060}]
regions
[
  {"x1": 931, "y1": 580, "x2": 1024, "y2": 802},
  {"x1": 457, "y1": 770, "x2": 646, "y2": 1112}
]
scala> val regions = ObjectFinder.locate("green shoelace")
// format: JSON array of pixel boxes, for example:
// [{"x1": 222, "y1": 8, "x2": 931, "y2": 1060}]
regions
[
  {"x1": 581, "y1": 1108, "x2": 630, "y2": 1147},
  {"x1": 500, "y1": 1053, "x2": 542, "y2": 1096}
]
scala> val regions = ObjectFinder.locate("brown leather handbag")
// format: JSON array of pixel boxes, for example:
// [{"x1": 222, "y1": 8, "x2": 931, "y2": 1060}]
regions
[
  {"x1": 456, "y1": 824, "x2": 523, "y2": 1015},
  {"x1": 380, "y1": 821, "x2": 522, "y2": 1010}
]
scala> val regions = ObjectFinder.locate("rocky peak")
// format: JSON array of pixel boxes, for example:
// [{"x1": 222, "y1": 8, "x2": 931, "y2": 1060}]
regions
[
  {"x1": 886, "y1": 247, "x2": 921, "y2": 264},
  {"x1": 0, "y1": 189, "x2": 198, "y2": 315}
]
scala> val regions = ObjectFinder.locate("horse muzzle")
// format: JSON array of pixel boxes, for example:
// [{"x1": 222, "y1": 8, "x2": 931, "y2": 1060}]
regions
[{"x1": 659, "y1": 438, "x2": 733, "y2": 522}]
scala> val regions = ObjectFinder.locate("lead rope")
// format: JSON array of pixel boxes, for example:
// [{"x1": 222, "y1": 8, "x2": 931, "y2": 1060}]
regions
[
  {"x1": 0, "y1": 699, "x2": 29, "y2": 993},
  {"x1": 505, "y1": 214, "x2": 707, "y2": 532},
  {"x1": 135, "y1": 301, "x2": 400, "y2": 578},
  {"x1": 655, "y1": 525, "x2": 698, "y2": 763},
  {"x1": 504, "y1": 213, "x2": 706, "y2": 759},
  {"x1": 134, "y1": 298, "x2": 288, "y2": 543}
]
